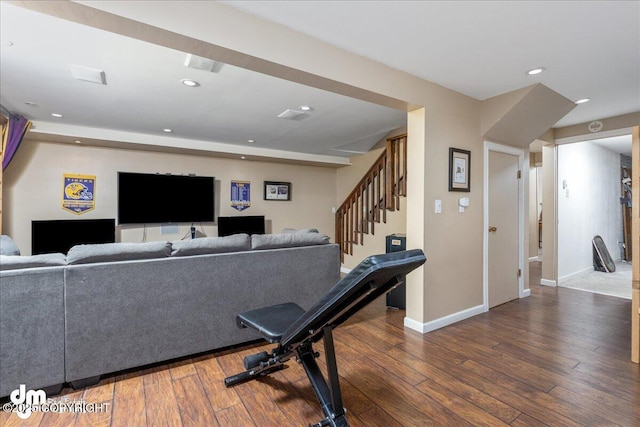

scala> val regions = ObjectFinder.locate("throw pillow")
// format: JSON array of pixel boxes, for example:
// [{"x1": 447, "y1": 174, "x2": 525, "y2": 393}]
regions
[
  {"x1": 281, "y1": 228, "x2": 319, "y2": 234},
  {"x1": 0, "y1": 235, "x2": 20, "y2": 256}
]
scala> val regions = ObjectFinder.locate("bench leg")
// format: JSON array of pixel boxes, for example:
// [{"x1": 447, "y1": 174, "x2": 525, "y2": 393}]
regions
[
  {"x1": 224, "y1": 363, "x2": 285, "y2": 387},
  {"x1": 224, "y1": 347, "x2": 290, "y2": 387},
  {"x1": 298, "y1": 326, "x2": 348, "y2": 427}
]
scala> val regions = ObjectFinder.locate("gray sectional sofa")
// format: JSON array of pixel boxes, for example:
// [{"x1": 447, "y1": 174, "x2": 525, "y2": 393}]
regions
[{"x1": 0, "y1": 232, "x2": 340, "y2": 397}]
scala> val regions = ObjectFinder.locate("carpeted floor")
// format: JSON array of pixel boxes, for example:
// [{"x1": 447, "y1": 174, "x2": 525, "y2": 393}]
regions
[{"x1": 559, "y1": 262, "x2": 632, "y2": 299}]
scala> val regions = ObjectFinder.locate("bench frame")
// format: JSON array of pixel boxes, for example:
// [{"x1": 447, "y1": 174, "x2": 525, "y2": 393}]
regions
[{"x1": 224, "y1": 249, "x2": 426, "y2": 427}]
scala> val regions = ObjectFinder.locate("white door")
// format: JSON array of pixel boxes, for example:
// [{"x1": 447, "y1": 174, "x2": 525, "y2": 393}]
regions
[{"x1": 488, "y1": 150, "x2": 520, "y2": 308}]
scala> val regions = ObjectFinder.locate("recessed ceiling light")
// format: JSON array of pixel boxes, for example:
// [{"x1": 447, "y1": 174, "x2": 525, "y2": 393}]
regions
[
  {"x1": 299, "y1": 105, "x2": 312, "y2": 111},
  {"x1": 24, "y1": 101, "x2": 37, "y2": 106},
  {"x1": 575, "y1": 98, "x2": 591, "y2": 104},
  {"x1": 241, "y1": 156, "x2": 246, "y2": 160},
  {"x1": 163, "y1": 128, "x2": 173, "y2": 133},
  {"x1": 181, "y1": 79, "x2": 200, "y2": 87},
  {"x1": 247, "y1": 139, "x2": 255, "y2": 143},
  {"x1": 51, "y1": 113, "x2": 62, "y2": 118},
  {"x1": 74, "y1": 140, "x2": 82, "y2": 144},
  {"x1": 526, "y1": 67, "x2": 545, "y2": 75}
]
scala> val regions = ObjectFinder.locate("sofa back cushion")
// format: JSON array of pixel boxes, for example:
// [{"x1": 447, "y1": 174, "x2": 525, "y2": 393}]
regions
[
  {"x1": 67, "y1": 241, "x2": 172, "y2": 265},
  {"x1": 171, "y1": 234, "x2": 251, "y2": 257},
  {"x1": 251, "y1": 233, "x2": 330, "y2": 250},
  {"x1": 0, "y1": 253, "x2": 66, "y2": 271}
]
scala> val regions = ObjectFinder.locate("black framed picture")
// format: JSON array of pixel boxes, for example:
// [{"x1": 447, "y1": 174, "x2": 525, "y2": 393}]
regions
[
  {"x1": 264, "y1": 181, "x2": 291, "y2": 201},
  {"x1": 449, "y1": 148, "x2": 471, "y2": 192}
]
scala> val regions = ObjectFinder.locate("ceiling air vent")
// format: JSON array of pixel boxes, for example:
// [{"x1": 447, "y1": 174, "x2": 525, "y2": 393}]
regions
[
  {"x1": 277, "y1": 109, "x2": 308, "y2": 121},
  {"x1": 69, "y1": 64, "x2": 106, "y2": 85},
  {"x1": 184, "y1": 54, "x2": 224, "y2": 73}
]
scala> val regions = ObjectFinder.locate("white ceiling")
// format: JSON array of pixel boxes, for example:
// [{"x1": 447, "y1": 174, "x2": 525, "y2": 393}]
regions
[
  {"x1": 1, "y1": 1, "x2": 638, "y2": 161},
  {"x1": 590, "y1": 134, "x2": 633, "y2": 156},
  {"x1": 225, "y1": 0, "x2": 640, "y2": 128},
  {"x1": 0, "y1": 2, "x2": 405, "y2": 161}
]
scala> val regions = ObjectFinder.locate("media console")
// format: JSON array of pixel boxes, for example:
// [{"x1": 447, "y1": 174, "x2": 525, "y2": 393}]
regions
[{"x1": 32, "y1": 218, "x2": 116, "y2": 255}]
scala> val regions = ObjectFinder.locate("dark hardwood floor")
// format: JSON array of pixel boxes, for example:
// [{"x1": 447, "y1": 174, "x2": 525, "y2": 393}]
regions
[{"x1": 2, "y1": 262, "x2": 638, "y2": 426}]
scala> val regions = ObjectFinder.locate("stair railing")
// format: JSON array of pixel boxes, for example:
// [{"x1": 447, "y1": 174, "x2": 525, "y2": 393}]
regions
[{"x1": 335, "y1": 134, "x2": 407, "y2": 262}]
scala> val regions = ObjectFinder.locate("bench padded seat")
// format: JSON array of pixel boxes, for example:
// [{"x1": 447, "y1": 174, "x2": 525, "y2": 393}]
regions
[{"x1": 237, "y1": 302, "x2": 305, "y2": 343}]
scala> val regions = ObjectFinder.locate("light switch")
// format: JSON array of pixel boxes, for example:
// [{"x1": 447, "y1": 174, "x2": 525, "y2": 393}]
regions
[{"x1": 435, "y1": 199, "x2": 442, "y2": 214}]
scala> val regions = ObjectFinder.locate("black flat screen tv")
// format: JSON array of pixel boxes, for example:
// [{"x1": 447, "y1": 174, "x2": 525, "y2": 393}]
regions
[
  {"x1": 217, "y1": 215, "x2": 265, "y2": 237},
  {"x1": 32, "y1": 218, "x2": 116, "y2": 255},
  {"x1": 118, "y1": 172, "x2": 215, "y2": 224}
]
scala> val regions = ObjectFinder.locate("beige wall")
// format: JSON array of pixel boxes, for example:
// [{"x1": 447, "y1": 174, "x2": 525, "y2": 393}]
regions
[
  {"x1": 3, "y1": 140, "x2": 337, "y2": 255},
  {"x1": 540, "y1": 144, "x2": 558, "y2": 285},
  {"x1": 421, "y1": 105, "x2": 484, "y2": 322},
  {"x1": 528, "y1": 158, "x2": 543, "y2": 260}
]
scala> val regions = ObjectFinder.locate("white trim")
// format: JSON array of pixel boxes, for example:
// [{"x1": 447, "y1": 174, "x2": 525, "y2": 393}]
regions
[
  {"x1": 540, "y1": 278, "x2": 557, "y2": 287},
  {"x1": 521, "y1": 288, "x2": 531, "y2": 297},
  {"x1": 483, "y1": 141, "x2": 526, "y2": 311},
  {"x1": 528, "y1": 256, "x2": 541, "y2": 262},
  {"x1": 340, "y1": 266, "x2": 351, "y2": 275},
  {"x1": 29, "y1": 122, "x2": 352, "y2": 167},
  {"x1": 404, "y1": 305, "x2": 485, "y2": 334},
  {"x1": 555, "y1": 127, "x2": 632, "y2": 145}
]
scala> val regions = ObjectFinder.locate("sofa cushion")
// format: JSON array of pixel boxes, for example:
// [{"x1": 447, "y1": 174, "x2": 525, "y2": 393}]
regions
[
  {"x1": 0, "y1": 253, "x2": 66, "y2": 271},
  {"x1": 251, "y1": 233, "x2": 330, "y2": 250},
  {"x1": 0, "y1": 235, "x2": 21, "y2": 256},
  {"x1": 171, "y1": 234, "x2": 251, "y2": 257},
  {"x1": 67, "y1": 241, "x2": 172, "y2": 265}
]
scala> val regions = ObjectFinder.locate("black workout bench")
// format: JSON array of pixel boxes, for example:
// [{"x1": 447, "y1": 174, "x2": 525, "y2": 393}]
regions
[{"x1": 224, "y1": 249, "x2": 426, "y2": 427}]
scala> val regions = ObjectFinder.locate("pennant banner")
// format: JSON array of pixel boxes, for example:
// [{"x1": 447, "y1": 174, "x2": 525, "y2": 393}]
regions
[
  {"x1": 62, "y1": 173, "x2": 95, "y2": 215},
  {"x1": 231, "y1": 180, "x2": 251, "y2": 211}
]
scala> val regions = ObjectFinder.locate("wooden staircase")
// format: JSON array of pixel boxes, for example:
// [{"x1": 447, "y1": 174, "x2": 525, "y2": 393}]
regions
[{"x1": 335, "y1": 134, "x2": 407, "y2": 262}]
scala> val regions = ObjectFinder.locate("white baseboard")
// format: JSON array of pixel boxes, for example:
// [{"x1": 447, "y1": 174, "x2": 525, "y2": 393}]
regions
[
  {"x1": 540, "y1": 278, "x2": 557, "y2": 287},
  {"x1": 340, "y1": 266, "x2": 351, "y2": 275},
  {"x1": 404, "y1": 304, "x2": 485, "y2": 334},
  {"x1": 558, "y1": 266, "x2": 592, "y2": 284}
]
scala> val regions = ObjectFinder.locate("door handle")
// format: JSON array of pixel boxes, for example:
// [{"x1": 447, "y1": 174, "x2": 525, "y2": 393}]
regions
[{"x1": 489, "y1": 226, "x2": 497, "y2": 233}]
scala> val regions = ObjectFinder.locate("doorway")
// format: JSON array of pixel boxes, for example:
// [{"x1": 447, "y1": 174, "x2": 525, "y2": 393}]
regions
[
  {"x1": 556, "y1": 135, "x2": 633, "y2": 299},
  {"x1": 483, "y1": 142, "x2": 527, "y2": 310}
]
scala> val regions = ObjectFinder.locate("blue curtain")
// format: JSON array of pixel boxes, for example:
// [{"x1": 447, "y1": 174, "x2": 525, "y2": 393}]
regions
[{"x1": 2, "y1": 114, "x2": 32, "y2": 170}]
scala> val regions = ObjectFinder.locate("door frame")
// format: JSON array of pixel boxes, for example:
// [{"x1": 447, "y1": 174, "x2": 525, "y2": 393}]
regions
[{"x1": 483, "y1": 141, "x2": 529, "y2": 312}]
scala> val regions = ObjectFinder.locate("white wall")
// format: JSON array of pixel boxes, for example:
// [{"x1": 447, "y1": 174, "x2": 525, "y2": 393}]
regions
[
  {"x1": 557, "y1": 142, "x2": 622, "y2": 281},
  {"x1": 3, "y1": 140, "x2": 337, "y2": 255}
]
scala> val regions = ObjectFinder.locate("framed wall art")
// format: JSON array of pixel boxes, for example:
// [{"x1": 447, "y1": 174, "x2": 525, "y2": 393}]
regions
[
  {"x1": 264, "y1": 181, "x2": 291, "y2": 201},
  {"x1": 448, "y1": 148, "x2": 471, "y2": 192}
]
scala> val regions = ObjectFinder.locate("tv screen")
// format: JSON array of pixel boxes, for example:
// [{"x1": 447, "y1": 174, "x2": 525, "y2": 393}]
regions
[
  {"x1": 218, "y1": 215, "x2": 265, "y2": 237},
  {"x1": 32, "y1": 218, "x2": 116, "y2": 255},
  {"x1": 118, "y1": 172, "x2": 215, "y2": 224}
]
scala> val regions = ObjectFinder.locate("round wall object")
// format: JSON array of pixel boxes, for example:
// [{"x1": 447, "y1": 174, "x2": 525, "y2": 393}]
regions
[{"x1": 588, "y1": 120, "x2": 603, "y2": 132}]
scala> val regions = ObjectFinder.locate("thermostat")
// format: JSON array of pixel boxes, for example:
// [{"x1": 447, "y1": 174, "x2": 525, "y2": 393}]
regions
[{"x1": 458, "y1": 197, "x2": 469, "y2": 212}]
